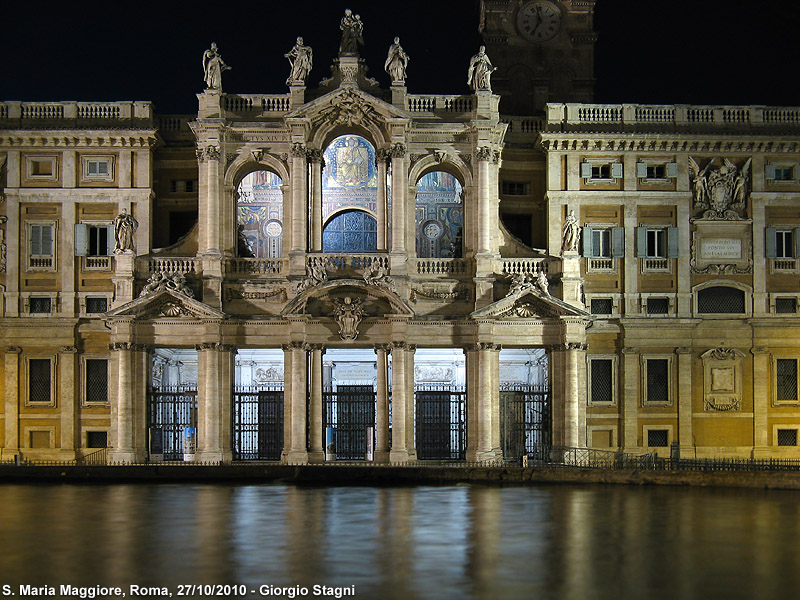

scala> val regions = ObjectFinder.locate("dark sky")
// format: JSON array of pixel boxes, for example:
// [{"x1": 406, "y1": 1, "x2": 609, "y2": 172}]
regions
[{"x1": 1, "y1": 1, "x2": 798, "y2": 114}]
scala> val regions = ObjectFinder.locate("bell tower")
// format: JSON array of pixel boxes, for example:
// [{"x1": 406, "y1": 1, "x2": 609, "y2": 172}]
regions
[{"x1": 479, "y1": 0, "x2": 597, "y2": 115}]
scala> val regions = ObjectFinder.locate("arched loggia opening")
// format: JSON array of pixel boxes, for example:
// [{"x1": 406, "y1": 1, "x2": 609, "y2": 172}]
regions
[
  {"x1": 415, "y1": 170, "x2": 463, "y2": 258},
  {"x1": 236, "y1": 170, "x2": 284, "y2": 258},
  {"x1": 322, "y1": 209, "x2": 378, "y2": 253}
]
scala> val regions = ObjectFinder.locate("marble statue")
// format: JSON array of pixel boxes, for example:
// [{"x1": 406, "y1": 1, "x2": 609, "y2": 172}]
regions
[
  {"x1": 467, "y1": 46, "x2": 496, "y2": 92},
  {"x1": 113, "y1": 208, "x2": 138, "y2": 253},
  {"x1": 562, "y1": 210, "x2": 581, "y2": 252},
  {"x1": 285, "y1": 37, "x2": 313, "y2": 85},
  {"x1": 202, "y1": 42, "x2": 231, "y2": 90},
  {"x1": 535, "y1": 269, "x2": 550, "y2": 296},
  {"x1": 339, "y1": 9, "x2": 364, "y2": 55},
  {"x1": 334, "y1": 296, "x2": 364, "y2": 340},
  {"x1": 384, "y1": 37, "x2": 409, "y2": 84},
  {"x1": 139, "y1": 271, "x2": 194, "y2": 298}
]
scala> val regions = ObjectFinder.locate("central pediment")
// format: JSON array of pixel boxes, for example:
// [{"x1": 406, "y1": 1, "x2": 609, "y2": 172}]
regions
[{"x1": 105, "y1": 289, "x2": 226, "y2": 321}]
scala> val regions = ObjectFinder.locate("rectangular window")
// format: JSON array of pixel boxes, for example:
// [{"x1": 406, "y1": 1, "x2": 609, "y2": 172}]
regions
[
  {"x1": 777, "y1": 429, "x2": 798, "y2": 446},
  {"x1": 87, "y1": 431, "x2": 108, "y2": 448},
  {"x1": 646, "y1": 298, "x2": 670, "y2": 315},
  {"x1": 776, "y1": 230, "x2": 794, "y2": 259},
  {"x1": 766, "y1": 164, "x2": 798, "y2": 181},
  {"x1": 171, "y1": 179, "x2": 198, "y2": 193},
  {"x1": 647, "y1": 429, "x2": 669, "y2": 447},
  {"x1": 636, "y1": 227, "x2": 679, "y2": 262},
  {"x1": 590, "y1": 359, "x2": 614, "y2": 404},
  {"x1": 501, "y1": 181, "x2": 531, "y2": 196},
  {"x1": 776, "y1": 297, "x2": 797, "y2": 314},
  {"x1": 26, "y1": 155, "x2": 58, "y2": 180},
  {"x1": 590, "y1": 298, "x2": 613, "y2": 315},
  {"x1": 581, "y1": 162, "x2": 622, "y2": 180},
  {"x1": 776, "y1": 359, "x2": 799, "y2": 401},
  {"x1": 85, "y1": 359, "x2": 109, "y2": 405},
  {"x1": 28, "y1": 358, "x2": 52, "y2": 404},
  {"x1": 29, "y1": 297, "x2": 52, "y2": 314},
  {"x1": 645, "y1": 358, "x2": 670, "y2": 404},
  {"x1": 29, "y1": 223, "x2": 55, "y2": 269},
  {"x1": 646, "y1": 229, "x2": 665, "y2": 258},
  {"x1": 637, "y1": 162, "x2": 678, "y2": 180},
  {"x1": 86, "y1": 297, "x2": 109, "y2": 313},
  {"x1": 75, "y1": 224, "x2": 113, "y2": 257},
  {"x1": 592, "y1": 228, "x2": 612, "y2": 258},
  {"x1": 31, "y1": 160, "x2": 53, "y2": 176},
  {"x1": 86, "y1": 160, "x2": 109, "y2": 176}
]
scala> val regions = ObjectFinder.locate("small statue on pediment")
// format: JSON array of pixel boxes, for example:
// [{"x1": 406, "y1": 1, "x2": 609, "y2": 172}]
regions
[
  {"x1": 285, "y1": 37, "x2": 313, "y2": 86},
  {"x1": 202, "y1": 42, "x2": 231, "y2": 90},
  {"x1": 467, "y1": 46, "x2": 496, "y2": 92},
  {"x1": 385, "y1": 37, "x2": 409, "y2": 84},
  {"x1": 562, "y1": 210, "x2": 580, "y2": 253},
  {"x1": 339, "y1": 9, "x2": 364, "y2": 55}
]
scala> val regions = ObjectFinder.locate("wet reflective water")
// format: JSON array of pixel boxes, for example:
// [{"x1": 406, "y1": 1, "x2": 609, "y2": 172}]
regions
[{"x1": 0, "y1": 483, "x2": 799, "y2": 599}]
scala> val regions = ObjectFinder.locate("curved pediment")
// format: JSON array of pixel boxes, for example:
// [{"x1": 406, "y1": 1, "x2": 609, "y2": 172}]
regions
[
  {"x1": 282, "y1": 278, "x2": 414, "y2": 319},
  {"x1": 105, "y1": 289, "x2": 226, "y2": 321},
  {"x1": 471, "y1": 288, "x2": 589, "y2": 321}
]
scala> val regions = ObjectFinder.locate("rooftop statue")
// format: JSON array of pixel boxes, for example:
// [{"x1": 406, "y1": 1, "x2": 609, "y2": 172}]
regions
[
  {"x1": 467, "y1": 46, "x2": 496, "y2": 92},
  {"x1": 285, "y1": 37, "x2": 313, "y2": 85},
  {"x1": 339, "y1": 8, "x2": 364, "y2": 55},
  {"x1": 385, "y1": 37, "x2": 409, "y2": 84},
  {"x1": 202, "y1": 42, "x2": 231, "y2": 90}
]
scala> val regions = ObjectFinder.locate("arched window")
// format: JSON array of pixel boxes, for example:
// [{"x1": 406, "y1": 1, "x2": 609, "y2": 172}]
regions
[
  {"x1": 415, "y1": 171, "x2": 463, "y2": 258},
  {"x1": 697, "y1": 286, "x2": 746, "y2": 314},
  {"x1": 236, "y1": 170, "x2": 283, "y2": 258},
  {"x1": 323, "y1": 210, "x2": 377, "y2": 253}
]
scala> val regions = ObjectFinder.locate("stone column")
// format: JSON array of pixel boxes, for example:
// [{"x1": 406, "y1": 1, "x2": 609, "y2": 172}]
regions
[
  {"x1": 3, "y1": 347, "x2": 21, "y2": 456},
  {"x1": 59, "y1": 345, "x2": 79, "y2": 459},
  {"x1": 676, "y1": 347, "x2": 693, "y2": 450},
  {"x1": 308, "y1": 345, "x2": 325, "y2": 463},
  {"x1": 290, "y1": 143, "x2": 308, "y2": 256},
  {"x1": 374, "y1": 344, "x2": 391, "y2": 463},
  {"x1": 196, "y1": 342, "x2": 235, "y2": 463},
  {"x1": 109, "y1": 342, "x2": 147, "y2": 463},
  {"x1": 476, "y1": 147, "x2": 493, "y2": 255},
  {"x1": 197, "y1": 145, "x2": 223, "y2": 256},
  {"x1": 752, "y1": 347, "x2": 770, "y2": 456},
  {"x1": 282, "y1": 343, "x2": 308, "y2": 464},
  {"x1": 376, "y1": 149, "x2": 389, "y2": 251},
  {"x1": 308, "y1": 150, "x2": 324, "y2": 253},
  {"x1": 551, "y1": 343, "x2": 587, "y2": 448},
  {"x1": 389, "y1": 144, "x2": 407, "y2": 266},
  {"x1": 466, "y1": 343, "x2": 501, "y2": 462},
  {"x1": 389, "y1": 342, "x2": 409, "y2": 462},
  {"x1": 405, "y1": 344, "x2": 417, "y2": 460},
  {"x1": 621, "y1": 347, "x2": 640, "y2": 451}
]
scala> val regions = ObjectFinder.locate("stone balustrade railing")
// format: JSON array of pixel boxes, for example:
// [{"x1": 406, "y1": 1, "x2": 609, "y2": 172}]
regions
[
  {"x1": 0, "y1": 101, "x2": 153, "y2": 123},
  {"x1": 546, "y1": 103, "x2": 800, "y2": 129},
  {"x1": 498, "y1": 258, "x2": 552, "y2": 276},
  {"x1": 223, "y1": 94, "x2": 292, "y2": 116},
  {"x1": 156, "y1": 115, "x2": 194, "y2": 140},
  {"x1": 228, "y1": 258, "x2": 284, "y2": 275},
  {"x1": 144, "y1": 257, "x2": 198, "y2": 274},
  {"x1": 311, "y1": 253, "x2": 389, "y2": 273},
  {"x1": 414, "y1": 258, "x2": 468, "y2": 276},
  {"x1": 501, "y1": 117, "x2": 545, "y2": 135},
  {"x1": 407, "y1": 95, "x2": 474, "y2": 117}
]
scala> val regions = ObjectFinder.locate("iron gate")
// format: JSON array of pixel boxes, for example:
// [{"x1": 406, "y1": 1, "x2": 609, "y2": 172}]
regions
[
  {"x1": 501, "y1": 384, "x2": 551, "y2": 460},
  {"x1": 323, "y1": 385, "x2": 376, "y2": 460},
  {"x1": 415, "y1": 385, "x2": 466, "y2": 460},
  {"x1": 148, "y1": 386, "x2": 197, "y2": 461},
  {"x1": 233, "y1": 386, "x2": 284, "y2": 460}
]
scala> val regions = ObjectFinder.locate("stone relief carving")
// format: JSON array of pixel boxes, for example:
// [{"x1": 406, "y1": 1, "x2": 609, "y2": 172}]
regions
[
  {"x1": 158, "y1": 301, "x2": 186, "y2": 317},
  {"x1": 507, "y1": 270, "x2": 550, "y2": 297},
  {"x1": 689, "y1": 157, "x2": 751, "y2": 220},
  {"x1": 285, "y1": 37, "x2": 313, "y2": 85},
  {"x1": 296, "y1": 256, "x2": 329, "y2": 294},
  {"x1": 139, "y1": 271, "x2": 195, "y2": 298},
  {"x1": 202, "y1": 42, "x2": 232, "y2": 90},
  {"x1": 334, "y1": 296, "x2": 364, "y2": 340},
  {"x1": 225, "y1": 285, "x2": 286, "y2": 302},
  {"x1": 113, "y1": 208, "x2": 138, "y2": 253},
  {"x1": 701, "y1": 347, "x2": 744, "y2": 412},
  {"x1": 316, "y1": 89, "x2": 379, "y2": 128},
  {"x1": 467, "y1": 46, "x2": 496, "y2": 92},
  {"x1": 363, "y1": 260, "x2": 396, "y2": 292},
  {"x1": 562, "y1": 210, "x2": 580, "y2": 253},
  {"x1": 254, "y1": 366, "x2": 283, "y2": 383},
  {"x1": 414, "y1": 365, "x2": 454, "y2": 382},
  {"x1": 409, "y1": 283, "x2": 467, "y2": 303},
  {"x1": 384, "y1": 37, "x2": 409, "y2": 84}
]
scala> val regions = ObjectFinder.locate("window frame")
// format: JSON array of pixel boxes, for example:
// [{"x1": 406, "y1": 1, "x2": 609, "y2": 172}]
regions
[
  {"x1": 24, "y1": 154, "x2": 59, "y2": 182},
  {"x1": 636, "y1": 161, "x2": 678, "y2": 181},
  {"x1": 774, "y1": 426, "x2": 799, "y2": 447},
  {"x1": 641, "y1": 355, "x2": 673, "y2": 406},
  {"x1": 581, "y1": 160, "x2": 623, "y2": 183},
  {"x1": 82, "y1": 356, "x2": 110, "y2": 407},
  {"x1": 587, "y1": 355, "x2": 617, "y2": 406},
  {"x1": 24, "y1": 355, "x2": 57, "y2": 407},
  {"x1": 27, "y1": 220, "x2": 57, "y2": 271},
  {"x1": 643, "y1": 426, "x2": 672, "y2": 449},
  {"x1": 693, "y1": 281, "x2": 752, "y2": 318},
  {"x1": 773, "y1": 356, "x2": 800, "y2": 406},
  {"x1": 80, "y1": 155, "x2": 114, "y2": 182}
]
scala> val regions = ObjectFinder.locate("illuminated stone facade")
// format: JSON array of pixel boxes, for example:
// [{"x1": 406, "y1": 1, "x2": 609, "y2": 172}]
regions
[{"x1": 1, "y1": 2, "x2": 799, "y2": 463}]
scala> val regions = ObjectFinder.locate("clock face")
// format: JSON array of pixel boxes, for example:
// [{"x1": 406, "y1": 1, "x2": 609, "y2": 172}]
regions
[{"x1": 517, "y1": 1, "x2": 563, "y2": 42}]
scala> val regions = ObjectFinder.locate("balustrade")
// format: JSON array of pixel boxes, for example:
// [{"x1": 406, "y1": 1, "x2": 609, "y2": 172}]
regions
[
  {"x1": 499, "y1": 258, "x2": 550, "y2": 276},
  {"x1": 229, "y1": 258, "x2": 283, "y2": 275},
  {"x1": 415, "y1": 258, "x2": 467, "y2": 276},
  {"x1": 223, "y1": 94, "x2": 291, "y2": 115},
  {"x1": 146, "y1": 257, "x2": 197, "y2": 274}
]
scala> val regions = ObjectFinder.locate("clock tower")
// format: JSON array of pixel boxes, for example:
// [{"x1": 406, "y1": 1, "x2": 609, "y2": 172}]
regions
[{"x1": 479, "y1": 0, "x2": 597, "y2": 115}]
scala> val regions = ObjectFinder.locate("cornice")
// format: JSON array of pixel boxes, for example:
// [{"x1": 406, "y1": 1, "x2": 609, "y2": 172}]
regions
[
  {"x1": 539, "y1": 133, "x2": 800, "y2": 154},
  {"x1": 0, "y1": 131, "x2": 159, "y2": 149}
]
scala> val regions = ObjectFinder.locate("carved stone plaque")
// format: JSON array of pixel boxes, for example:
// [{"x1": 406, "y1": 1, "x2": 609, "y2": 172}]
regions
[{"x1": 701, "y1": 239, "x2": 741, "y2": 260}]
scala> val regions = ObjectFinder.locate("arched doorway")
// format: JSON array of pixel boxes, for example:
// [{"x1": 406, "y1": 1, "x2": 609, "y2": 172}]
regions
[
  {"x1": 322, "y1": 209, "x2": 378, "y2": 253},
  {"x1": 236, "y1": 170, "x2": 284, "y2": 258},
  {"x1": 415, "y1": 170, "x2": 463, "y2": 258}
]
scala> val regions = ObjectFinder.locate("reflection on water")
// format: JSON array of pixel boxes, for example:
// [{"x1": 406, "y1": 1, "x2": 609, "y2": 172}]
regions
[{"x1": 0, "y1": 483, "x2": 799, "y2": 599}]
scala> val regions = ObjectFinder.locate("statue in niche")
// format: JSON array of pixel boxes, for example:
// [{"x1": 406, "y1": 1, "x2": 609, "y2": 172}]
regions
[
  {"x1": 339, "y1": 9, "x2": 364, "y2": 55},
  {"x1": 113, "y1": 208, "x2": 138, "y2": 253},
  {"x1": 467, "y1": 46, "x2": 496, "y2": 92},
  {"x1": 562, "y1": 210, "x2": 580, "y2": 252},
  {"x1": 334, "y1": 296, "x2": 364, "y2": 341},
  {"x1": 285, "y1": 37, "x2": 313, "y2": 85},
  {"x1": 689, "y1": 157, "x2": 751, "y2": 220},
  {"x1": 384, "y1": 37, "x2": 409, "y2": 84},
  {"x1": 202, "y1": 42, "x2": 231, "y2": 90}
]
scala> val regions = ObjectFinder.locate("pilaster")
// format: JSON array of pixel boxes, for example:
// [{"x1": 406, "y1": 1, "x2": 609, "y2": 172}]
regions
[
  {"x1": 676, "y1": 347, "x2": 693, "y2": 450},
  {"x1": 374, "y1": 344, "x2": 390, "y2": 463},
  {"x1": 465, "y1": 343, "x2": 501, "y2": 462},
  {"x1": 196, "y1": 342, "x2": 235, "y2": 464},
  {"x1": 376, "y1": 149, "x2": 389, "y2": 251},
  {"x1": 58, "y1": 345, "x2": 79, "y2": 459},
  {"x1": 308, "y1": 150, "x2": 324, "y2": 253},
  {"x1": 282, "y1": 342, "x2": 309, "y2": 464},
  {"x1": 405, "y1": 344, "x2": 417, "y2": 460},
  {"x1": 389, "y1": 143, "x2": 408, "y2": 273},
  {"x1": 3, "y1": 347, "x2": 21, "y2": 457},
  {"x1": 308, "y1": 344, "x2": 325, "y2": 463},
  {"x1": 108, "y1": 342, "x2": 148, "y2": 463},
  {"x1": 389, "y1": 341, "x2": 409, "y2": 462},
  {"x1": 621, "y1": 346, "x2": 640, "y2": 451},
  {"x1": 751, "y1": 347, "x2": 770, "y2": 457}
]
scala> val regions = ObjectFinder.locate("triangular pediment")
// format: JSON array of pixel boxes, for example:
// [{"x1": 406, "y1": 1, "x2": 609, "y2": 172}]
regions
[
  {"x1": 286, "y1": 86, "x2": 410, "y2": 127},
  {"x1": 471, "y1": 288, "x2": 589, "y2": 320},
  {"x1": 105, "y1": 289, "x2": 226, "y2": 320}
]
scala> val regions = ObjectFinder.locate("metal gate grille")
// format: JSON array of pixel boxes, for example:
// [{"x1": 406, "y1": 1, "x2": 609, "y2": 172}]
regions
[
  {"x1": 149, "y1": 386, "x2": 197, "y2": 461},
  {"x1": 323, "y1": 385, "x2": 376, "y2": 460},
  {"x1": 415, "y1": 385, "x2": 466, "y2": 460},
  {"x1": 233, "y1": 385, "x2": 284, "y2": 460},
  {"x1": 501, "y1": 384, "x2": 551, "y2": 460}
]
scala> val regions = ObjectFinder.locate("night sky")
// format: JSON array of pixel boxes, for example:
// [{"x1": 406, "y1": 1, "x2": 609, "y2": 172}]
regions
[{"x1": 1, "y1": 1, "x2": 798, "y2": 114}]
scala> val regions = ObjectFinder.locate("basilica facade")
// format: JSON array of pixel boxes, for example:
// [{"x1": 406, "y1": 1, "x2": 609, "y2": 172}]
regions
[{"x1": 2, "y1": 1, "x2": 800, "y2": 464}]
